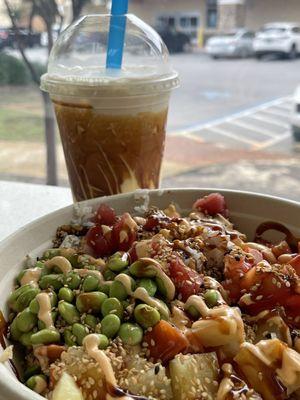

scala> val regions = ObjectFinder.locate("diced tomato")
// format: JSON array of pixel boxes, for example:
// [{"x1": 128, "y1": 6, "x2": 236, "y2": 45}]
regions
[
  {"x1": 248, "y1": 248, "x2": 264, "y2": 265},
  {"x1": 86, "y1": 225, "x2": 115, "y2": 257},
  {"x1": 290, "y1": 255, "x2": 300, "y2": 275},
  {"x1": 144, "y1": 320, "x2": 188, "y2": 364},
  {"x1": 93, "y1": 203, "x2": 116, "y2": 226},
  {"x1": 223, "y1": 254, "x2": 253, "y2": 301},
  {"x1": 128, "y1": 243, "x2": 138, "y2": 263},
  {"x1": 169, "y1": 256, "x2": 203, "y2": 301},
  {"x1": 193, "y1": 193, "x2": 228, "y2": 217},
  {"x1": 144, "y1": 216, "x2": 160, "y2": 231},
  {"x1": 185, "y1": 329, "x2": 205, "y2": 353},
  {"x1": 112, "y1": 213, "x2": 137, "y2": 252},
  {"x1": 284, "y1": 294, "x2": 300, "y2": 322},
  {"x1": 144, "y1": 210, "x2": 174, "y2": 231},
  {"x1": 239, "y1": 265, "x2": 300, "y2": 322}
]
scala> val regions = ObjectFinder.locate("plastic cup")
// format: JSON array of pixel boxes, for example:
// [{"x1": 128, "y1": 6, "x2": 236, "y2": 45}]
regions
[{"x1": 41, "y1": 14, "x2": 178, "y2": 201}]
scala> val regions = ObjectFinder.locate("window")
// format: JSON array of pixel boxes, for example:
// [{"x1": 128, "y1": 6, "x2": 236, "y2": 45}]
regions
[
  {"x1": 242, "y1": 31, "x2": 255, "y2": 38},
  {"x1": 191, "y1": 17, "x2": 198, "y2": 27},
  {"x1": 179, "y1": 16, "x2": 199, "y2": 29},
  {"x1": 206, "y1": 0, "x2": 217, "y2": 28},
  {"x1": 157, "y1": 16, "x2": 175, "y2": 29},
  {"x1": 180, "y1": 17, "x2": 188, "y2": 28}
]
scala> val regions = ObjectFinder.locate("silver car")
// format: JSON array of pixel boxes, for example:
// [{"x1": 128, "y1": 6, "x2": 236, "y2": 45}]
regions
[{"x1": 205, "y1": 29, "x2": 255, "y2": 59}]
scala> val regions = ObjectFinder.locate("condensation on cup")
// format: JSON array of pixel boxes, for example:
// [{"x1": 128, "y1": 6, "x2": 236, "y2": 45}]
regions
[{"x1": 41, "y1": 14, "x2": 179, "y2": 201}]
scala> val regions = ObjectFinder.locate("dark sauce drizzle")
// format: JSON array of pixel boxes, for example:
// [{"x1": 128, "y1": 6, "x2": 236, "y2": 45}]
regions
[
  {"x1": 255, "y1": 221, "x2": 299, "y2": 252},
  {"x1": 107, "y1": 383, "x2": 149, "y2": 400}
]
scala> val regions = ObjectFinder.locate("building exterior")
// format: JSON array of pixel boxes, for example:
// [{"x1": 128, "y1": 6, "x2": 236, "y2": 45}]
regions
[
  {"x1": 126, "y1": 0, "x2": 300, "y2": 39},
  {"x1": 1, "y1": 0, "x2": 300, "y2": 38}
]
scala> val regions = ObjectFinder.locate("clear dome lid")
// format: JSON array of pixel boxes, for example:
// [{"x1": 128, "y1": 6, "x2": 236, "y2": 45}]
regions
[{"x1": 41, "y1": 14, "x2": 179, "y2": 97}]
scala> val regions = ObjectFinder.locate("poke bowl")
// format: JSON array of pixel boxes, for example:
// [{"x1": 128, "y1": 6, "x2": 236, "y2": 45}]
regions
[{"x1": 0, "y1": 188, "x2": 300, "y2": 400}]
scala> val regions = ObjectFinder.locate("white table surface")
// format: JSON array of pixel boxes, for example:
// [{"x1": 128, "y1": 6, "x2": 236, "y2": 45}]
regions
[{"x1": 0, "y1": 181, "x2": 73, "y2": 241}]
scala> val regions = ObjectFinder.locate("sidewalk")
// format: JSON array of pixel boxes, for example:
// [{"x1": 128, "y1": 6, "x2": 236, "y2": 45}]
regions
[{"x1": 1, "y1": 134, "x2": 300, "y2": 202}]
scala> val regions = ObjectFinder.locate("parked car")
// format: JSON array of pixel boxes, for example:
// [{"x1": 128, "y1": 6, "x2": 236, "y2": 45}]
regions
[
  {"x1": 291, "y1": 85, "x2": 300, "y2": 141},
  {"x1": 157, "y1": 28, "x2": 190, "y2": 53},
  {"x1": 0, "y1": 27, "x2": 40, "y2": 49},
  {"x1": 254, "y1": 22, "x2": 300, "y2": 59},
  {"x1": 205, "y1": 29, "x2": 255, "y2": 59}
]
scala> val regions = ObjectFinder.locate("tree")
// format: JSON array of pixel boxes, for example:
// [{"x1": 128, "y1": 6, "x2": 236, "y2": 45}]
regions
[{"x1": 4, "y1": 0, "x2": 90, "y2": 185}]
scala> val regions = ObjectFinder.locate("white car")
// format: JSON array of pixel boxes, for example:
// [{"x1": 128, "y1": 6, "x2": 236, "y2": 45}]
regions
[
  {"x1": 291, "y1": 86, "x2": 300, "y2": 141},
  {"x1": 205, "y1": 29, "x2": 255, "y2": 59},
  {"x1": 254, "y1": 22, "x2": 300, "y2": 59}
]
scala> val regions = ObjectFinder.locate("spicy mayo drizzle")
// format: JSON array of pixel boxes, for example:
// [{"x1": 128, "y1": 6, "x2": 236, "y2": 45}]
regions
[{"x1": 83, "y1": 334, "x2": 147, "y2": 400}]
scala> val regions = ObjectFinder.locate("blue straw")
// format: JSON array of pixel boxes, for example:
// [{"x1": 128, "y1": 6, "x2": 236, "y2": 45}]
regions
[{"x1": 106, "y1": 0, "x2": 129, "y2": 69}]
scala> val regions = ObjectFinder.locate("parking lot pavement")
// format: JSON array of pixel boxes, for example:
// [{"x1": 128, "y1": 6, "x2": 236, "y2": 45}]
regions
[
  {"x1": 163, "y1": 158, "x2": 300, "y2": 202},
  {"x1": 171, "y1": 95, "x2": 294, "y2": 154}
]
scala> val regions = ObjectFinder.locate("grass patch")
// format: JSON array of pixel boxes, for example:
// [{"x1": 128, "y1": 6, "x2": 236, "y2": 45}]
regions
[{"x1": 0, "y1": 108, "x2": 44, "y2": 142}]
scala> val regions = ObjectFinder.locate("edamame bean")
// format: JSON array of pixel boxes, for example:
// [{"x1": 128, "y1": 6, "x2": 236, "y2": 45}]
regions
[
  {"x1": 42, "y1": 249, "x2": 60, "y2": 260},
  {"x1": 138, "y1": 278, "x2": 157, "y2": 297},
  {"x1": 109, "y1": 281, "x2": 128, "y2": 301},
  {"x1": 122, "y1": 300, "x2": 130, "y2": 309},
  {"x1": 38, "y1": 311, "x2": 57, "y2": 330},
  {"x1": 10, "y1": 318, "x2": 22, "y2": 341},
  {"x1": 17, "y1": 270, "x2": 26, "y2": 284},
  {"x1": 155, "y1": 277, "x2": 167, "y2": 297},
  {"x1": 187, "y1": 305, "x2": 200, "y2": 319},
  {"x1": 118, "y1": 323, "x2": 143, "y2": 345},
  {"x1": 15, "y1": 308, "x2": 37, "y2": 333},
  {"x1": 58, "y1": 287, "x2": 74, "y2": 303},
  {"x1": 129, "y1": 261, "x2": 156, "y2": 278},
  {"x1": 134, "y1": 304, "x2": 160, "y2": 329},
  {"x1": 39, "y1": 274, "x2": 64, "y2": 291},
  {"x1": 31, "y1": 329, "x2": 60, "y2": 345},
  {"x1": 63, "y1": 272, "x2": 81, "y2": 289},
  {"x1": 101, "y1": 314, "x2": 121, "y2": 338},
  {"x1": 95, "y1": 333, "x2": 109, "y2": 350},
  {"x1": 20, "y1": 331, "x2": 34, "y2": 347},
  {"x1": 101, "y1": 298, "x2": 123, "y2": 319},
  {"x1": 72, "y1": 323, "x2": 88, "y2": 345},
  {"x1": 29, "y1": 291, "x2": 57, "y2": 314},
  {"x1": 204, "y1": 289, "x2": 218, "y2": 308},
  {"x1": 26, "y1": 375, "x2": 47, "y2": 394},
  {"x1": 77, "y1": 254, "x2": 100, "y2": 268},
  {"x1": 107, "y1": 252, "x2": 129, "y2": 272},
  {"x1": 68, "y1": 254, "x2": 80, "y2": 268},
  {"x1": 23, "y1": 365, "x2": 41, "y2": 381},
  {"x1": 64, "y1": 327, "x2": 76, "y2": 347},
  {"x1": 35, "y1": 261, "x2": 45, "y2": 269},
  {"x1": 49, "y1": 291, "x2": 58, "y2": 307},
  {"x1": 76, "y1": 292, "x2": 107, "y2": 314},
  {"x1": 15, "y1": 288, "x2": 40, "y2": 312},
  {"x1": 98, "y1": 283, "x2": 110, "y2": 295},
  {"x1": 8, "y1": 284, "x2": 32, "y2": 312},
  {"x1": 29, "y1": 298, "x2": 39, "y2": 314},
  {"x1": 84, "y1": 314, "x2": 98, "y2": 329},
  {"x1": 58, "y1": 301, "x2": 80, "y2": 324},
  {"x1": 103, "y1": 269, "x2": 116, "y2": 281},
  {"x1": 82, "y1": 275, "x2": 99, "y2": 292}
]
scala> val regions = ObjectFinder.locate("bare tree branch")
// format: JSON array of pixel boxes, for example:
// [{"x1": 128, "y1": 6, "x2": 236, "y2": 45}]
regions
[
  {"x1": 72, "y1": 0, "x2": 89, "y2": 21},
  {"x1": 4, "y1": 0, "x2": 39, "y2": 85}
]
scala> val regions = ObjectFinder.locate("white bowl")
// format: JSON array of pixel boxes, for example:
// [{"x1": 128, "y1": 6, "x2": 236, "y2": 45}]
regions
[{"x1": 0, "y1": 188, "x2": 299, "y2": 400}]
